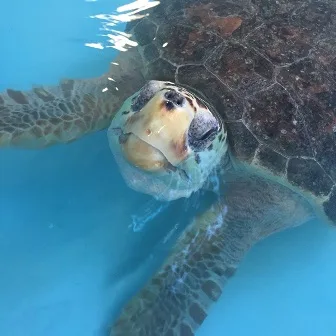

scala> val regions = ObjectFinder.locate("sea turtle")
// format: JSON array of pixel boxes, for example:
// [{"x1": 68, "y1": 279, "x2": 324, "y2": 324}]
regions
[{"x1": 1, "y1": 0, "x2": 335, "y2": 334}]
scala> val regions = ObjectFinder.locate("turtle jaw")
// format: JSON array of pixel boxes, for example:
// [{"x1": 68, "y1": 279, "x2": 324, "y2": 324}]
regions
[
  {"x1": 108, "y1": 130, "x2": 195, "y2": 201},
  {"x1": 112, "y1": 127, "x2": 190, "y2": 176},
  {"x1": 108, "y1": 126, "x2": 195, "y2": 201},
  {"x1": 118, "y1": 131, "x2": 171, "y2": 173}
]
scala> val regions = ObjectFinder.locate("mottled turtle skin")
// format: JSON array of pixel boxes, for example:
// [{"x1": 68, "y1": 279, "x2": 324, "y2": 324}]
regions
[{"x1": 128, "y1": 0, "x2": 336, "y2": 224}]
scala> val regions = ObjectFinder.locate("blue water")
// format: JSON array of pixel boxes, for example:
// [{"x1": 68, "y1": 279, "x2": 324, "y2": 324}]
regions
[{"x1": 1, "y1": 0, "x2": 336, "y2": 335}]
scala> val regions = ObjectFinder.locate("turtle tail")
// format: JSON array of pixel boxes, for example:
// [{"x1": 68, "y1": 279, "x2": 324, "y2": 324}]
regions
[{"x1": 0, "y1": 49, "x2": 145, "y2": 148}]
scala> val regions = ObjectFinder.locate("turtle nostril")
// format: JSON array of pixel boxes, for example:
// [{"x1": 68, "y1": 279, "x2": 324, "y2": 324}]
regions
[
  {"x1": 176, "y1": 97, "x2": 184, "y2": 106},
  {"x1": 165, "y1": 101, "x2": 175, "y2": 110},
  {"x1": 165, "y1": 91, "x2": 174, "y2": 100},
  {"x1": 164, "y1": 90, "x2": 185, "y2": 107}
]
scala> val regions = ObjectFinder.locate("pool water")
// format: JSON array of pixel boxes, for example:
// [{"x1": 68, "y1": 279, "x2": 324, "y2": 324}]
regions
[{"x1": 1, "y1": 0, "x2": 336, "y2": 335}]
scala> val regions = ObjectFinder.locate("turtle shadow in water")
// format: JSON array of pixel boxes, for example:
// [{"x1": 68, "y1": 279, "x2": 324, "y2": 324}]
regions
[
  {"x1": 106, "y1": 189, "x2": 218, "y2": 285},
  {"x1": 98, "y1": 189, "x2": 218, "y2": 335}
]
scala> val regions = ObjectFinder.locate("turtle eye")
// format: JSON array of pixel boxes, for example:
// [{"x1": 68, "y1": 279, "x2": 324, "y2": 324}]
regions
[
  {"x1": 199, "y1": 126, "x2": 218, "y2": 141},
  {"x1": 188, "y1": 111, "x2": 220, "y2": 151}
]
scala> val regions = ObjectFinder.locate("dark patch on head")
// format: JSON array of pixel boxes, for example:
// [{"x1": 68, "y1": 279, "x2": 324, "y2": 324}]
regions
[
  {"x1": 196, "y1": 98, "x2": 207, "y2": 110},
  {"x1": 185, "y1": 96, "x2": 195, "y2": 110},
  {"x1": 122, "y1": 110, "x2": 130, "y2": 115},
  {"x1": 171, "y1": 134, "x2": 188, "y2": 159},
  {"x1": 131, "y1": 81, "x2": 164, "y2": 112},
  {"x1": 162, "y1": 100, "x2": 175, "y2": 111},
  {"x1": 208, "y1": 144, "x2": 213, "y2": 151},
  {"x1": 188, "y1": 111, "x2": 219, "y2": 151},
  {"x1": 119, "y1": 133, "x2": 129, "y2": 144},
  {"x1": 218, "y1": 134, "x2": 223, "y2": 142},
  {"x1": 195, "y1": 153, "x2": 201, "y2": 164},
  {"x1": 7, "y1": 89, "x2": 28, "y2": 104}
]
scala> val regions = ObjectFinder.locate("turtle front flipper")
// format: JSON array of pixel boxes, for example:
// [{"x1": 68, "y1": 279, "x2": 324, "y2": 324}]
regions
[
  {"x1": 0, "y1": 49, "x2": 145, "y2": 148},
  {"x1": 110, "y1": 175, "x2": 313, "y2": 335}
]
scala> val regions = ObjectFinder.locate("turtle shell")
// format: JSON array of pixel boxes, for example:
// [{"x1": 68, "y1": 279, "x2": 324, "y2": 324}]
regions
[{"x1": 127, "y1": 0, "x2": 336, "y2": 223}]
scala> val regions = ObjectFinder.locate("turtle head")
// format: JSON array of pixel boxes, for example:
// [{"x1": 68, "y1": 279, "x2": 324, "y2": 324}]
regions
[{"x1": 108, "y1": 80, "x2": 228, "y2": 201}]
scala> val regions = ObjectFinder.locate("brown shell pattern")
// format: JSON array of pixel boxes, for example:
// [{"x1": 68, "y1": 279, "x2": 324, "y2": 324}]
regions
[{"x1": 127, "y1": 0, "x2": 336, "y2": 223}]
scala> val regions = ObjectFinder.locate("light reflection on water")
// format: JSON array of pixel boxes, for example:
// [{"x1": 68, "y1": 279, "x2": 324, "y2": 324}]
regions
[{"x1": 86, "y1": 0, "x2": 160, "y2": 51}]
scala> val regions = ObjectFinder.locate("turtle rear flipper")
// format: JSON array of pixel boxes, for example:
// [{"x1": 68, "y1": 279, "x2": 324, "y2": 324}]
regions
[
  {"x1": 111, "y1": 174, "x2": 313, "y2": 335},
  {"x1": 0, "y1": 49, "x2": 145, "y2": 148}
]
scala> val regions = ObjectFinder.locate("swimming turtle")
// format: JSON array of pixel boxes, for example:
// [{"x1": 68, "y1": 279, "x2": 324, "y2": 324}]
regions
[{"x1": 1, "y1": 0, "x2": 335, "y2": 334}]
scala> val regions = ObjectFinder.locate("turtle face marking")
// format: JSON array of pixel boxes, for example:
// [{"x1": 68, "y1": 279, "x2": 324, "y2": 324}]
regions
[{"x1": 108, "y1": 80, "x2": 228, "y2": 201}]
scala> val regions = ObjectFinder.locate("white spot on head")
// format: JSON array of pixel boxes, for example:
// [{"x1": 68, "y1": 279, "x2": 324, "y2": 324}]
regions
[
  {"x1": 102, "y1": 87, "x2": 109, "y2": 92},
  {"x1": 281, "y1": 129, "x2": 287, "y2": 134},
  {"x1": 162, "y1": 42, "x2": 168, "y2": 47}
]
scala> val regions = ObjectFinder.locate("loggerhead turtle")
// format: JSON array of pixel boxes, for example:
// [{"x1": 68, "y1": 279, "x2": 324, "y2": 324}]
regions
[{"x1": 0, "y1": 0, "x2": 335, "y2": 334}]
